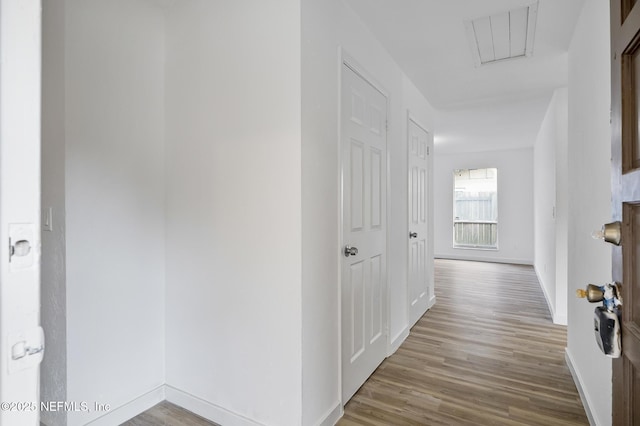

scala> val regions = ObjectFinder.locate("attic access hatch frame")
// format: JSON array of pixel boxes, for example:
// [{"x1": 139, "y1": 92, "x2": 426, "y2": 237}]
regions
[{"x1": 464, "y1": 1, "x2": 539, "y2": 67}]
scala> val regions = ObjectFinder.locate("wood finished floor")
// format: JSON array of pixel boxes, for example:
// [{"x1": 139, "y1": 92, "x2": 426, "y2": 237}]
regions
[
  {"x1": 339, "y1": 259, "x2": 588, "y2": 426},
  {"x1": 122, "y1": 401, "x2": 218, "y2": 426},
  {"x1": 126, "y1": 260, "x2": 588, "y2": 425}
]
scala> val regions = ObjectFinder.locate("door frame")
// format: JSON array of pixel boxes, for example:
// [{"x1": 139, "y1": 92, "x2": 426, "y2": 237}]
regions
[
  {"x1": 337, "y1": 48, "x2": 391, "y2": 406},
  {"x1": 406, "y1": 112, "x2": 434, "y2": 329},
  {"x1": 610, "y1": 1, "x2": 640, "y2": 422},
  {"x1": 0, "y1": 0, "x2": 43, "y2": 424}
]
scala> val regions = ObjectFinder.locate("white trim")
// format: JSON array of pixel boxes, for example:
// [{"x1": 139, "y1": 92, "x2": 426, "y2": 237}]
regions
[
  {"x1": 338, "y1": 52, "x2": 349, "y2": 406},
  {"x1": 525, "y1": 1, "x2": 539, "y2": 58},
  {"x1": 428, "y1": 294, "x2": 436, "y2": 310},
  {"x1": 335, "y1": 44, "x2": 344, "y2": 415},
  {"x1": 166, "y1": 385, "x2": 264, "y2": 426},
  {"x1": 435, "y1": 254, "x2": 533, "y2": 265},
  {"x1": 554, "y1": 312, "x2": 568, "y2": 326},
  {"x1": 0, "y1": 1, "x2": 42, "y2": 424},
  {"x1": 83, "y1": 387, "x2": 340, "y2": 426},
  {"x1": 84, "y1": 386, "x2": 165, "y2": 426},
  {"x1": 565, "y1": 349, "x2": 598, "y2": 426},
  {"x1": 389, "y1": 326, "x2": 410, "y2": 355},
  {"x1": 407, "y1": 112, "x2": 431, "y2": 136},
  {"x1": 534, "y1": 267, "x2": 567, "y2": 325},
  {"x1": 405, "y1": 112, "x2": 412, "y2": 337},
  {"x1": 383, "y1": 69, "x2": 392, "y2": 371},
  {"x1": 313, "y1": 402, "x2": 342, "y2": 426},
  {"x1": 390, "y1": 293, "x2": 436, "y2": 356},
  {"x1": 340, "y1": 51, "x2": 389, "y2": 99},
  {"x1": 535, "y1": 267, "x2": 556, "y2": 319}
]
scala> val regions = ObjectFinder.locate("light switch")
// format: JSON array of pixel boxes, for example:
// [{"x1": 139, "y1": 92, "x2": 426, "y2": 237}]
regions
[{"x1": 43, "y1": 207, "x2": 53, "y2": 232}]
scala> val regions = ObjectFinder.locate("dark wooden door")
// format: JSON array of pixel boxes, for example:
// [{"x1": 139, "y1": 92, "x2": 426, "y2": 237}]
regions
[{"x1": 611, "y1": 1, "x2": 640, "y2": 423}]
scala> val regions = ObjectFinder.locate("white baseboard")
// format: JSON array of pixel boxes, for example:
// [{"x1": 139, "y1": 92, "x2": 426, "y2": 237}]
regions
[
  {"x1": 389, "y1": 326, "x2": 409, "y2": 355},
  {"x1": 435, "y1": 253, "x2": 533, "y2": 266},
  {"x1": 428, "y1": 294, "x2": 436, "y2": 309},
  {"x1": 84, "y1": 385, "x2": 165, "y2": 426},
  {"x1": 80, "y1": 384, "x2": 340, "y2": 426},
  {"x1": 314, "y1": 402, "x2": 342, "y2": 426},
  {"x1": 554, "y1": 313, "x2": 568, "y2": 326},
  {"x1": 534, "y1": 267, "x2": 557, "y2": 323},
  {"x1": 565, "y1": 348, "x2": 598, "y2": 426},
  {"x1": 68, "y1": 383, "x2": 343, "y2": 426},
  {"x1": 534, "y1": 267, "x2": 567, "y2": 326},
  {"x1": 165, "y1": 385, "x2": 264, "y2": 426},
  {"x1": 390, "y1": 293, "x2": 438, "y2": 356},
  {"x1": 389, "y1": 295, "x2": 436, "y2": 356}
]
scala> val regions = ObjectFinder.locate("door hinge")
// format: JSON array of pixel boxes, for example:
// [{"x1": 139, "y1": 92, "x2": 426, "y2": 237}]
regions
[
  {"x1": 8, "y1": 224, "x2": 35, "y2": 270},
  {"x1": 8, "y1": 327, "x2": 44, "y2": 374},
  {"x1": 427, "y1": 146, "x2": 430, "y2": 156}
]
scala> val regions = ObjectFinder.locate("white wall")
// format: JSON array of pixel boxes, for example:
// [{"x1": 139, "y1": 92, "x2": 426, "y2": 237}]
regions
[
  {"x1": 533, "y1": 87, "x2": 568, "y2": 325},
  {"x1": 301, "y1": 1, "x2": 435, "y2": 424},
  {"x1": 41, "y1": 1, "x2": 68, "y2": 425},
  {"x1": 434, "y1": 148, "x2": 534, "y2": 265},
  {"x1": 565, "y1": 0, "x2": 612, "y2": 424},
  {"x1": 64, "y1": 1, "x2": 167, "y2": 424},
  {"x1": 42, "y1": 2, "x2": 436, "y2": 425},
  {"x1": 164, "y1": 2, "x2": 303, "y2": 425}
]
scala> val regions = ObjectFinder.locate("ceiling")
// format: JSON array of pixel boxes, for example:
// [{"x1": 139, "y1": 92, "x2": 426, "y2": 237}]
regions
[{"x1": 343, "y1": 0, "x2": 586, "y2": 154}]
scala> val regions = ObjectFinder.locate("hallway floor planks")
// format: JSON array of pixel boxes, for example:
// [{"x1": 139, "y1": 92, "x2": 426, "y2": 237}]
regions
[
  {"x1": 339, "y1": 259, "x2": 588, "y2": 426},
  {"x1": 122, "y1": 401, "x2": 217, "y2": 426}
]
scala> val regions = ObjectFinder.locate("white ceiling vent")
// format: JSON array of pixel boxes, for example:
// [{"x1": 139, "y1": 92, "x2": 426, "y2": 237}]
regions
[{"x1": 465, "y1": 2, "x2": 538, "y2": 67}]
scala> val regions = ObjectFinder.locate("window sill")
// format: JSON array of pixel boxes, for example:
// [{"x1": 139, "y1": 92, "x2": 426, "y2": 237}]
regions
[{"x1": 453, "y1": 245, "x2": 499, "y2": 251}]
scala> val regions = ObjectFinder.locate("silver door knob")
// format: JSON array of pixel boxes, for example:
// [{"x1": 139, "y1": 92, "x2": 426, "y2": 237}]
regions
[
  {"x1": 344, "y1": 245, "x2": 358, "y2": 257},
  {"x1": 409, "y1": 232, "x2": 417, "y2": 239}
]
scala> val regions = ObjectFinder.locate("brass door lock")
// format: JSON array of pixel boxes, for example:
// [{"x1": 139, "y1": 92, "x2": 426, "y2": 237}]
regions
[
  {"x1": 577, "y1": 282, "x2": 622, "y2": 357},
  {"x1": 592, "y1": 221, "x2": 622, "y2": 246}
]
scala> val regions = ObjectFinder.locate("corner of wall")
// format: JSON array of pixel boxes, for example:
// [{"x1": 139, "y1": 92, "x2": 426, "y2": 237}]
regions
[
  {"x1": 311, "y1": 403, "x2": 342, "y2": 426},
  {"x1": 534, "y1": 266, "x2": 558, "y2": 323},
  {"x1": 164, "y1": 386, "x2": 265, "y2": 426},
  {"x1": 41, "y1": 1, "x2": 68, "y2": 425},
  {"x1": 566, "y1": 0, "x2": 612, "y2": 424},
  {"x1": 565, "y1": 349, "x2": 600, "y2": 426},
  {"x1": 78, "y1": 386, "x2": 165, "y2": 426}
]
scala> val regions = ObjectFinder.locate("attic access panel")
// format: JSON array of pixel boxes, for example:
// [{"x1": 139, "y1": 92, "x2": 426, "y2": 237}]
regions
[{"x1": 464, "y1": 2, "x2": 539, "y2": 67}]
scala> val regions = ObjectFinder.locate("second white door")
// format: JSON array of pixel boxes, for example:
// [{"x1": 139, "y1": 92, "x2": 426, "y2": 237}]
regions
[
  {"x1": 341, "y1": 63, "x2": 388, "y2": 403},
  {"x1": 408, "y1": 118, "x2": 430, "y2": 327}
]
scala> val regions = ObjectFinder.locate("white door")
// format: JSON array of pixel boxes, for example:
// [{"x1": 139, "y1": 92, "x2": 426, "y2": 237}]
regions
[
  {"x1": 407, "y1": 118, "x2": 430, "y2": 327},
  {"x1": 0, "y1": 1, "x2": 43, "y2": 425},
  {"x1": 341, "y1": 63, "x2": 388, "y2": 403}
]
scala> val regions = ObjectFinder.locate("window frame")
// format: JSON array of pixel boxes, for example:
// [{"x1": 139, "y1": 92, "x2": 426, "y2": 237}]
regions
[{"x1": 452, "y1": 168, "x2": 499, "y2": 250}]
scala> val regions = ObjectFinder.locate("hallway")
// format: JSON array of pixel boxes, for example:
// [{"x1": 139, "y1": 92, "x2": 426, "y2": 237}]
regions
[{"x1": 339, "y1": 259, "x2": 588, "y2": 425}]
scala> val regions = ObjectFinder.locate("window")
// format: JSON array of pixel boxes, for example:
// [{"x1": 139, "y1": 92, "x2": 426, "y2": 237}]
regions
[{"x1": 453, "y1": 168, "x2": 498, "y2": 249}]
